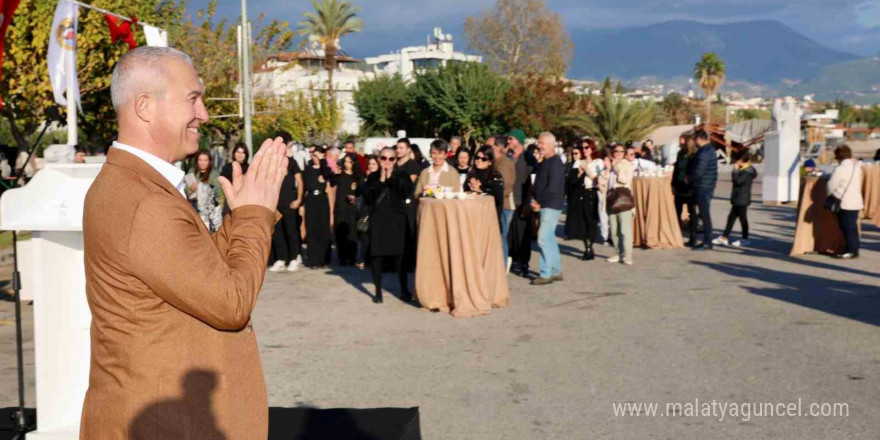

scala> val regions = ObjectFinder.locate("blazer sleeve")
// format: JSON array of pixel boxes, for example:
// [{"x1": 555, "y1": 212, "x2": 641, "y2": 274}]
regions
[
  {"x1": 128, "y1": 196, "x2": 275, "y2": 330},
  {"x1": 414, "y1": 169, "x2": 428, "y2": 197}
]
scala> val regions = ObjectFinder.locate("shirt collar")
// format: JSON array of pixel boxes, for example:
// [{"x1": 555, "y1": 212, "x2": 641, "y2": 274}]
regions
[{"x1": 112, "y1": 141, "x2": 186, "y2": 196}]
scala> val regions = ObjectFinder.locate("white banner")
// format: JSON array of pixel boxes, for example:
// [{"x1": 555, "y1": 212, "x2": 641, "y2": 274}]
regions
[
  {"x1": 48, "y1": 0, "x2": 80, "y2": 109},
  {"x1": 142, "y1": 24, "x2": 168, "y2": 47}
]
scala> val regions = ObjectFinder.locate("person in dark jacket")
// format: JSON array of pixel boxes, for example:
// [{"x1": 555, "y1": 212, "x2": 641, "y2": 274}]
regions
[
  {"x1": 333, "y1": 154, "x2": 361, "y2": 265},
  {"x1": 355, "y1": 155, "x2": 380, "y2": 269},
  {"x1": 564, "y1": 145, "x2": 600, "y2": 260},
  {"x1": 220, "y1": 143, "x2": 249, "y2": 215},
  {"x1": 530, "y1": 132, "x2": 565, "y2": 285},
  {"x1": 507, "y1": 129, "x2": 535, "y2": 276},
  {"x1": 672, "y1": 135, "x2": 698, "y2": 246},
  {"x1": 687, "y1": 130, "x2": 718, "y2": 249},
  {"x1": 714, "y1": 150, "x2": 757, "y2": 247},
  {"x1": 364, "y1": 147, "x2": 415, "y2": 303},
  {"x1": 465, "y1": 145, "x2": 504, "y2": 219}
]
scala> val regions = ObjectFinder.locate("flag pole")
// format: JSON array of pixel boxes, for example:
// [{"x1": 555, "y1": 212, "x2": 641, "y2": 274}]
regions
[{"x1": 66, "y1": 57, "x2": 77, "y2": 146}]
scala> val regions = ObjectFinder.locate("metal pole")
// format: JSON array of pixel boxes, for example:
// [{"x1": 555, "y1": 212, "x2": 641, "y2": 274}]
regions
[
  {"x1": 67, "y1": 44, "x2": 77, "y2": 146},
  {"x1": 240, "y1": 0, "x2": 253, "y2": 156},
  {"x1": 12, "y1": 231, "x2": 31, "y2": 437}
]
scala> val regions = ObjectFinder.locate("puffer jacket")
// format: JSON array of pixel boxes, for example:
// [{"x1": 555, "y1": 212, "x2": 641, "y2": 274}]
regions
[{"x1": 688, "y1": 144, "x2": 717, "y2": 195}]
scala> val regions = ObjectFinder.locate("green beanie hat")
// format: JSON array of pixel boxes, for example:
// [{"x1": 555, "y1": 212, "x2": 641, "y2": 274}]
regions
[{"x1": 507, "y1": 129, "x2": 526, "y2": 145}]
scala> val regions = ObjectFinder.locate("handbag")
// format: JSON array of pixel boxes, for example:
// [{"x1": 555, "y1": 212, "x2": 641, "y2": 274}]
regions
[
  {"x1": 356, "y1": 189, "x2": 387, "y2": 235},
  {"x1": 824, "y1": 162, "x2": 856, "y2": 214},
  {"x1": 606, "y1": 187, "x2": 634, "y2": 214}
]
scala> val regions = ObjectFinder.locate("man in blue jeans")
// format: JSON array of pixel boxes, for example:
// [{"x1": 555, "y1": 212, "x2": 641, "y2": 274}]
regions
[
  {"x1": 687, "y1": 130, "x2": 718, "y2": 250},
  {"x1": 530, "y1": 132, "x2": 565, "y2": 285},
  {"x1": 491, "y1": 135, "x2": 516, "y2": 271}
]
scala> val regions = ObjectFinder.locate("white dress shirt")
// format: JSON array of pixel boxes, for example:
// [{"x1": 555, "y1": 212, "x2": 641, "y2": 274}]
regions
[{"x1": 112, "y1": 141, "x2": 186, "y2": 197}]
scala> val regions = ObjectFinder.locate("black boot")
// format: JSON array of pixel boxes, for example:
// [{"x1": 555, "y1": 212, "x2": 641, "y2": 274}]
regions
[
  {"x1": 373, "y1": 291, "x2": 383, "y2": 304},
  {"x1": 585, "y1": 240, "x2": 595, "y2": 260}
]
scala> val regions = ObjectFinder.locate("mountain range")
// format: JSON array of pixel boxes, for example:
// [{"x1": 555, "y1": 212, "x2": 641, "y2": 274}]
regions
[{"x1": 566, "y1": 20, "x2": 878, "y2": 102}]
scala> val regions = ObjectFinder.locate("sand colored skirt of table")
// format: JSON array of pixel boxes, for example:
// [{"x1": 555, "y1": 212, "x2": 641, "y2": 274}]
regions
[
  {"x1": 415, "y1": 196, "x2": 510, "y2": 318},
  {"x1": 631, "y1": 176, "x2": 684, "y2": 249}
]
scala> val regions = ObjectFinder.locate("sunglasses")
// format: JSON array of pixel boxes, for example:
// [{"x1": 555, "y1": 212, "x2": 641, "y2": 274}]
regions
[
  {"x1": 475, "y1": 156, "x2": 488, "y2": 162},
  {"x1": 379, "y1": 156, "x2": 395, "y2": 161}
]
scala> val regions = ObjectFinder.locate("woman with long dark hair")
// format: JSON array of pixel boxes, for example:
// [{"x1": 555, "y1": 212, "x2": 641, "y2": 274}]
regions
[
  {"x1": 564, "y1": 144, "x2": 600, "y2": 260},
  {"x1": 186, "y1": 150, "x2": 223, "y2": 232},
  {"x1": 364, "y1": 147, "x2": 414, "y2": 303},
  {"x1": 355, "y1": 155, "x2": 381, "y2": 269},
  {"x1": 453, "y1": 148, "x2": 472, "y2": 187},
  {"x1": 465, "y1": 145, "x2": 504, "y2": 219},
  {"x1": 672, "y1": 135, "x2": 698, "y2": 246},
  {"x1": 303, "y1": 145, "x2": 333, "y2": 268},
  {"x1": 220, "y1": 143, "x2": 249, "y2": 214},
  {"x1": 333, "y1": 154, "x2": 362, "y2": 265}
]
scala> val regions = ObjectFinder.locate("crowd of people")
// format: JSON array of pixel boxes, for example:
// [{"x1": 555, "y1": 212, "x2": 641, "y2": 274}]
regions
[{"x1": 177, "y1": 128, "x2": 869, "y2": 303}]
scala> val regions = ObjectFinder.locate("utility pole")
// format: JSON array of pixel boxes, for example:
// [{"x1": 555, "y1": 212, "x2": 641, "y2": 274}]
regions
[{"x1": 240, "y1": 0, "x2": 253, "y2": 155}]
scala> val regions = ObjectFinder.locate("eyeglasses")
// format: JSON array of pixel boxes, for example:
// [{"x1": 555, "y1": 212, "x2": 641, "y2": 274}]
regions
[
  {"x1": 475, "y1": 156, "x2": 488, "y2": 162},
  {"x1": 379, "y1": 156, "x2": 395, "y2": 162}
]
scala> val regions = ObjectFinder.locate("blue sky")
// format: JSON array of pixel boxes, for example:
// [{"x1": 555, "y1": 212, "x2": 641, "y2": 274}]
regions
[{"x1": 186, "y1": 0, "x2": 880, "y2": 57}]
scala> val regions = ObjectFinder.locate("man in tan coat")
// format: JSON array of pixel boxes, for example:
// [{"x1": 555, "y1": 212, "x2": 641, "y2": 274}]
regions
[{"x1": 80, "y1": 47, "x2": 288, "y2": 439}]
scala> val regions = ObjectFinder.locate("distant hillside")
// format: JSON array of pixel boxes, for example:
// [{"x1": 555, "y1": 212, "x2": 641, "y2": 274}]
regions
[
  {"x1": 789, "y1": 57, "x2": 880, "y2": 104},
  {"x1": 568, "y1": 20, "x2": 858, "y2": 86}
]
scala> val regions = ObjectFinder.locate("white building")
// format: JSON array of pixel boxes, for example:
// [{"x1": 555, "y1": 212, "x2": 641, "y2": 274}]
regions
[
  {"x1": 252, "y1": 40, "x2": 372, "y2": 135},
  {"x1": 365, "y1": 27, "x2": 482, "y2": 81}
]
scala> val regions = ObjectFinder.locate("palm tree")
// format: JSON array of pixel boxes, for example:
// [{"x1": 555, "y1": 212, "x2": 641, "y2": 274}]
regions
[
  {"x1": 562, "y1": 87, "x2": 661, "y2": 148},
  {"x1": 298, "y1": 0, "x2": 364, "y2": 98},
  {"x1": 694, "y1": 52, "x2": 726, "y2": 124}
]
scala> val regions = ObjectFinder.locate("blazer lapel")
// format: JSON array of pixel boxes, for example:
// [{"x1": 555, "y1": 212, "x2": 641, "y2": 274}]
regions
[{"x1": 106, "y1": 148, "x2": 183, "y2": 200}]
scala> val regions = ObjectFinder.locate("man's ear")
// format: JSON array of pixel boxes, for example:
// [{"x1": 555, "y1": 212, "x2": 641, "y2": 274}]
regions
[{"x1": 133, "y1": 93, "x2": 151, "y2": 123}]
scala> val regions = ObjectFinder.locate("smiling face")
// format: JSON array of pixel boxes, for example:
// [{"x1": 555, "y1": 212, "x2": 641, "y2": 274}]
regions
[
  {"x1": 150, "y1": 58, "x2": 208, "y2": 162},
  {"x1": 475, "y1": 152, "x2": 491, "y2": 170},
  {"x1": 430, "y1": 148, "x2": 447, "y2": 167},
  {"x1": 233, "y1": 146, "x2": 247, "y2": 163}
]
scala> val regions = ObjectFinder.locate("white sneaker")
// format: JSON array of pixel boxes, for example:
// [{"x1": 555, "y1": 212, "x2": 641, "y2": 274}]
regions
[
  {"x1": 287, "y1": 260, "x2": 301, "y2": 272},
  {"x1": 269, "y1": 260, "x2": 286, "y2": 272},
  {"x1": 712, "y1": 236, "x2": 729, "y2": 246},
  {"x1": 606, "y1": 255, "x2": 620, "y2": 263},
  {"x1": 623, "y1": 258, "x2": 633, "y2": 265}
]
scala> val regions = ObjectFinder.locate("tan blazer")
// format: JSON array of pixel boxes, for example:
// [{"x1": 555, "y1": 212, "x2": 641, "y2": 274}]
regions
[
  {"x1": 80, "y1": 148, "x2": 276, "y2": 440},
  {"x1": 414, "y1": 163, "x2": 462, "y2": 197}
]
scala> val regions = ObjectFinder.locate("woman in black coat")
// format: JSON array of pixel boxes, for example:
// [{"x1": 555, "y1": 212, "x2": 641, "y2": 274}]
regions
[
  {"x1": 564, "y1": 145, "x2": 599, "y2": 260},
  {"x1": 303, "y1": 146, "x2": 333, "y2": 268},
  {"x1": 333, "y1": 154, "x2": 361, "y2": 265},
  {"x1": 355, "y1": 155, "x2": 380, "y2": 269},
  {"x1": 220, "y1": 143, "x2": 250, "y2": 215},
  {"x1": 363, "y1": 147, "x2": 415, "y2": 304},
  {"x1": 464, "y1": 145, "x2": 504, "y2": 220},
  {"x1": 672, "y1": 136, "x2": 698, "y2": 246}
]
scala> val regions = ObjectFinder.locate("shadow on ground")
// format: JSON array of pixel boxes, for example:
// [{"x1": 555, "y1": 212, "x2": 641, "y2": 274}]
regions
[{"x1": 694, "y1": 261, "x2": 880, "y2": 326}]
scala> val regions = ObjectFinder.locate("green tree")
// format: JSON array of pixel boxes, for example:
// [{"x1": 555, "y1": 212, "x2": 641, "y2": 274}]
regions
[
  {"x1": 253, "y1": 91, "x2": 340, "y2": 142},
  {"x1": 352, "y1": 74, "x2": 410, "y2": 136},
  {"x1": 864, "y1": 105, "x2": 880, "y2": 128},
  {"x1": 731, "y1": 108, "x2": 771, "y2": 123},
  {"x1": 562, "y1": 87, "x2": 661, "y2": 148},
  {"x1": 659, "y1": 93, "x2": 693, "y2": 125},
  {"x1": 409, "y1": 62, "x2": 509, "y2": 147},
  {"x1": 1, "y1": 0, "x2": 185, "y2": 151},
  {"x1": 464, "y1": 0, "x2": 573, "y2": 77},
  {"x1": 694, "y1": 52, "x2": 726, "y2": 124},
  {"x1": 492, "y1": 74, "x2": 591, "y2": 139},
  {"x1": 298, "y1": 0, "x2": 363, "y2": 98}
]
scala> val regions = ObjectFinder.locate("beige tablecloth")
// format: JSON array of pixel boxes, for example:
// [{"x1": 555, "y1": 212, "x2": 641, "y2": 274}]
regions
[
  {"x1": 631, "y1": 176, "x2": 684, "y2": 249},
  {"x1": 861, "y1": 163, "x2": 880, "y2": 227},
  {"x1": 415, "y1": 196, "x2": 510, "y2": 317},
  {"x1": 791, "y1": 176, "x2": 850, "y2": 256}
]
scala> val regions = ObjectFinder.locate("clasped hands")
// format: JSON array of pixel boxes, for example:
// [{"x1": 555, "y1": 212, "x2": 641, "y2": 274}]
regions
[{"x1": 218, "y1": 137, "x2": 289, "y2": 212}]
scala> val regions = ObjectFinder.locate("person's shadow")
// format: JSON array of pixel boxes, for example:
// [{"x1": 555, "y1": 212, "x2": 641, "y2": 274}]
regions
[{"x1": 129, "y1": 369, "x2": 227, "y2": 440}]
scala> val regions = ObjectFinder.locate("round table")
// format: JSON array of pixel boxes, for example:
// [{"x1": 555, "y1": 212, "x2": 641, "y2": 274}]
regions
[
  {"x1": 861, "y1": 163, "x2": 880, "y2": 227},
  {"x1": 415, "y1": 196, "x2": 510, "y2": 318},
  {"x1": 790, "y1": 176, "x2": 853, "y2": 256},
  {"x1": 631, "y1": 176, "x2": 684, "y2": 249}
]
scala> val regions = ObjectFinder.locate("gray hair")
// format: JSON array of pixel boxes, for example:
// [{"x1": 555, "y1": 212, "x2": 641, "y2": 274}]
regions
[
  {"x1": 111, "y1": 46, "x2": 194, "y2": 109},
  {"x1": 450, "y1": 136, "x2": 462, "y2": 143},
  {"x1": 538, "y1": 132, "x2": 556, "y2": 145}
]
